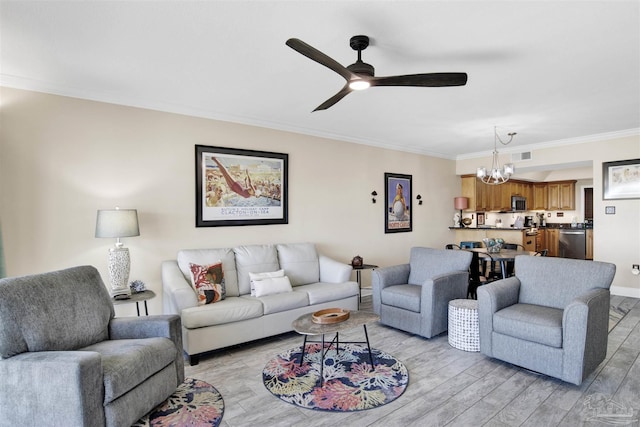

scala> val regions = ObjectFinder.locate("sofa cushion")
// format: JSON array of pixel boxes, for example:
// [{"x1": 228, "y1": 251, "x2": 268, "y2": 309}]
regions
[
  {"x1": 177, "y1": 248, "x2": 240, "y2": 297},
  {"x1": 295, "y1": 282, "x2": 359, "y2": 305},
  {"x1": 80, "y1": 337, "x2": 177, "y2": 404},
  {"x1": 276, "y1": 243, "x2": 320, "y2": 286},
  {"x1": 253, "y1": 276, "x2": 293, "y2": 297},
  {"x1": 234, "y1": 245, "x2": 280, "y2": 296},
  {"x1": 189, "y1": 262, "x2": 226, "y2": 305},
  {"x1": 249, "y1": 269, "x2": 284, "y2": 296},
  {"x1": 381, "y1": 284, "x2": 421, "y2": 313},
  {"x1": 493, "y1": 303, "x2": 564, "y2": 348},
  {"x1": 241, "y1": 291, "x2": 309, "y2": 315},
  {"x1": 180, "y1": 296, "x2": 263, "y2": 329}
]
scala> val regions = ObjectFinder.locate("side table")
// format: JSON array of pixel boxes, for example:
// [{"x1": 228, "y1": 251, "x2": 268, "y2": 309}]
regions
[
  {"x1": 448, "y1": 299, "x2": 479, "y2": 352},
  {"x1": 352, "y1": 264, "x2": 378, "y2": 307},
  {"x1": 112, "y1": 290, "x2": 156, "y2": 316}
]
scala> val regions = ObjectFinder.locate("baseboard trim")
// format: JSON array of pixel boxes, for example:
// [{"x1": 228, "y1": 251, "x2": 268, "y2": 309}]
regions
[{"x1": 611, "y1": 285, "x2": 640, "y2": 298}]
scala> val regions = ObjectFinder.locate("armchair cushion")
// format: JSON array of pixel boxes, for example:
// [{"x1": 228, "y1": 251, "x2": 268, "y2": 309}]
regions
[
  {"x1": 493, "y1": 303, "x2": 563, "y2": 348},
  {"x1": 381, "y1": 284, "x2": 421, "y2": 312},
  {"x1": 81, "y1": 337, "x2": 177, "y2": 403}
]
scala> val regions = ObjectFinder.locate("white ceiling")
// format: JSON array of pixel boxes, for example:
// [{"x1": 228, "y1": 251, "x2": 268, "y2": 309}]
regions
[{"x1": 2, "y1": 1, "x2": 639, "y2": 159}]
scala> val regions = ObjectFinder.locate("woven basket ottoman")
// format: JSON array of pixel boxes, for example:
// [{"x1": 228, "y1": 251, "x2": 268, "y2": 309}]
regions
[{"x1": 448, "y1": 299, "x2": 479, "y2": 352}]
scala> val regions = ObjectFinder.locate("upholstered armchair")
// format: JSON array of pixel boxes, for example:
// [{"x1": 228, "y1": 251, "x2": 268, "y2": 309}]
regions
[
  {"x1": 372, "y1": 247, "x2": 472, "y2": 338},
  {"x1": 0, "y1": 266, "x2": 185, "y2": 427},
  {"x1": 477, "y1": 255, "x2": 615, "y2": 385}
]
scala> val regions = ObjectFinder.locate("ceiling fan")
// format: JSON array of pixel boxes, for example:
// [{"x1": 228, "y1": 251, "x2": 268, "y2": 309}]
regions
[{"x1": 286, "y1": 35, "x2": 468, "y2": 111}]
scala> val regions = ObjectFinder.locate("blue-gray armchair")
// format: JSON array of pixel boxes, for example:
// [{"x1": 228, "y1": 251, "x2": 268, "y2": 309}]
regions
[
  {"x1": 0, "y1": 266, "x2": 185, "y2": 427},
  {"x1": 477, "y1": 255, "x2": 616, "y2": 385},
  {"x1": 372, "y1": 247, "x2": 472, "y2": 338}
]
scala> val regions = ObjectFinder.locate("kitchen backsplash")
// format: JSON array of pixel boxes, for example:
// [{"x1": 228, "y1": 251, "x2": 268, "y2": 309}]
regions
[{"x1": 468, "y1": 209, "x2": 586, "y2": 229}]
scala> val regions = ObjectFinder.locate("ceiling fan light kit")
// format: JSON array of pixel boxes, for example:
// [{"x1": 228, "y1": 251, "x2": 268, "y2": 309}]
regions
[
  {"x1": 286, "y1": 35, "x2": 467, "y2": 111},
  {"x1": 477, "y1": 126, "x2": 517, "y2": 185}
]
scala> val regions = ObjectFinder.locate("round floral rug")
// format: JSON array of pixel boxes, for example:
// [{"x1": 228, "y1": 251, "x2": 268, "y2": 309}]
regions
[
  {"x1": 133, "y1": 378, "x2": 224, "y2": 426},
  {"x1": 263, "y1": 343, "x2": 409, "y2": 411}
]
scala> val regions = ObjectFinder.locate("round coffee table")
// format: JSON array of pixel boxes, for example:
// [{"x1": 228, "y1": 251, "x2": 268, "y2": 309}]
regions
[{"x1": 292, "y1": 310, "x2": 380, "y2": 385}]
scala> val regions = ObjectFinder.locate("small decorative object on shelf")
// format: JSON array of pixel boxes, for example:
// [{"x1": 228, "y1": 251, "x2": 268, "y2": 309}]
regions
[
  {"x1": 351, "y1": 255, "x2": 363, "y2": 268},
  {"x1": 312, "y1": 308, "x2": 350, "y2": 324},
  {"x1": 129, "y1": 280, "x2": 146, "y2": 293}
]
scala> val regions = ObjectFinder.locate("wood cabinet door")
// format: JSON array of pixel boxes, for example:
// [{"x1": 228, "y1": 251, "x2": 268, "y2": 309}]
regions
[
  {"x1": 461, "y1": 176, "x2": 477, "y2": 211},
  {"x1": 546, "y1": 229, "x2": 559, "y2": 256},
  {"x1": 532, "y1": 183, "x2": 548, "y2": 210},
  {"x1": 548, "y1": 183, "x2": 560, "y2": 210},
  {"x1": 559, "y1": 182, "x2": 576, "y2": 210},
  {"x1": 586, "y1": 229, "x2": 594, "y2": 260}
]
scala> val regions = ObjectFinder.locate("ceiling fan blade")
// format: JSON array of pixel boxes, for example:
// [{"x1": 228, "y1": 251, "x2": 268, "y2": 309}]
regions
[
  {"x1": 313, "y1": 85, "x2": 353, "y2": 111},
  {"x1": 286, "y1": 38, "x2": 359, "y2": 82},
  {"x1": 370, "y1": 72, "x2": 468, "y2": 87}
]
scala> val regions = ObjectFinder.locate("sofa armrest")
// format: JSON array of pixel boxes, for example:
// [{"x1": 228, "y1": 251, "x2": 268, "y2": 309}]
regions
[
  {"x1": 162, "y1": 260, "x2": 198, "y2": 314},
  {"x1": 319, "y1": 255, "x2": 352, "y2": 283},
  {"x1": 420, "y1": 270, "x2": 470, "y2": 337},
  {"x1": 0, "y1": 351, "x2": 105, "y2": 427},
  {"x1": 477, "y1": 276, "x2": 521, "y2": 356},
  {"x1": 562, "y1": 288, "x2": 610, "y2": 385},
  {"x1": 109, "y1": 315, "x2": 185, "y2": 385},
  {"x1": 371, "y1": 264, "x2": 410, "y2": 314}
]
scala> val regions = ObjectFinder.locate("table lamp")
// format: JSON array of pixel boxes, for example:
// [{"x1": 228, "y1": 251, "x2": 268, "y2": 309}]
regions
[
  {"x1": 95, "y1": 207, "x2": 140, "y2": 297},
  {"x1": 454, "y1": 197, "x2": 469, "y2": 228}
]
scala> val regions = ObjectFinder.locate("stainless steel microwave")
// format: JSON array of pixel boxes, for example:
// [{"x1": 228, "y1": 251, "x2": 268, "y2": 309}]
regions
[{"x1": 511, "y1": 196, "x2": 527, "y2": 211}]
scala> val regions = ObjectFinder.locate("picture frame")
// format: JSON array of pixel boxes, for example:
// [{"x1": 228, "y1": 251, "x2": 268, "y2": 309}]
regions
[
  {"x1": 477, "y1": 212, "x2": 485, "y2": 226},
  {"x1": 602, "y1": 158, "x2": 640, "y2": 200},
  {"x1": 384, "y1": 172, "x2": 412, "y2": 233},
  {"x1": 195, "y1": 145, "x2": 288, "y2": 227}
]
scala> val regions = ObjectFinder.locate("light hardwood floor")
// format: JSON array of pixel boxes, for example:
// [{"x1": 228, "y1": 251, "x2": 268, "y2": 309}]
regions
[{"x1": 185, "y1": 295, "x2": 640, "y2": 426}]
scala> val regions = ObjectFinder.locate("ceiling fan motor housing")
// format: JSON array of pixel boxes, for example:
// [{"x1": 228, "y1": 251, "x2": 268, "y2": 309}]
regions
[{"x1": 348, "y1": 35, "x2": 374, "y2": 77}]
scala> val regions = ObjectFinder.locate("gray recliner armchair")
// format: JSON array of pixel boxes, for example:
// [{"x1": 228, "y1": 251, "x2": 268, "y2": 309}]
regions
[
  {"x1": 477, "y1": 255, "x2": 616, "y2": 385},
  {"x1": 372, "y1": 247, "x2": 472, "y2": 338},
  {"x1": 0, "y1": 266, "x2": 185, "y2": 427}
]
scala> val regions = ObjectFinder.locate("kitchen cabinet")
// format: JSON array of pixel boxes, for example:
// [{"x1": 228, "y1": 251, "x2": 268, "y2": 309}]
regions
[
  {"x1": 462, "y1": 176, "x2": 534, "y2": 212},
  {"x1": 532, "y1": 183, "x2": 548, "y2": 210},
  {"x1": 586, "y1": 229, "x2": 593, "y2": 260},
  {"x1": 547, "y1": 180, "x2": 576, "y2": 211},
  {"x1": 536, "y1": 231, "x2": 546, "y2": 252},
  {"x1": 522, "y1": 232, "x2": 536, "y2": 252},
  {"x1": 545, "y1": 229, "x2": 560, "y2": 257}
]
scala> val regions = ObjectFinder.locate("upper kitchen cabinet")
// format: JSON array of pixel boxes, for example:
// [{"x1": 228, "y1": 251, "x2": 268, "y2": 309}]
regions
[
  {"x1": 547, "y1": 180, "x2": 576, "y2": 210},
  {"x1": 532, "y1": 183, "x2": 549, "y2": 210},
  {"x1": 461, "y1": 176, "x2": 533, "y2": 212}
]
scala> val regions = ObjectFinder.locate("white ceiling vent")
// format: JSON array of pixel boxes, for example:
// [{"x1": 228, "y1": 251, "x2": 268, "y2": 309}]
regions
[{"x1": 512, "y1": 151, "x2": 532, "y2": 162}]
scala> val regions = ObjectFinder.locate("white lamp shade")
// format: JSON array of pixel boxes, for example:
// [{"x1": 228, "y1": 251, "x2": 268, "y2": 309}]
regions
[{"x1": 95, "y1": 209, "x2": 140, "y2": 238}]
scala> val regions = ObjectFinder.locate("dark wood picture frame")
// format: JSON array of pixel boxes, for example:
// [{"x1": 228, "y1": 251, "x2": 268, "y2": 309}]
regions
[
  {"x1": 602, "y1": 158, "x2": 640, "y2": 200},
  {"x1": 195, "y1": 145, "x2": 288, "y2": 227},
  {"x1": 384, "y1": 172, "x2": 413, "y2": 233}
]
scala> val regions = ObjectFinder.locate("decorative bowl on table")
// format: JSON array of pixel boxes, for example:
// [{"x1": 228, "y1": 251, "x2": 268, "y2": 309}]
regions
[
  {"x1": 483, "y1": 238, "x2": 502, "y2": 253},
  {"x1": 312, "y1": 308, "x2": 350, "y2": 324}
]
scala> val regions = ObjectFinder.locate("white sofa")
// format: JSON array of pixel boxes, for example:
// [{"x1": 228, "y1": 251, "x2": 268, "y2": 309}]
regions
[{"x1": 162, "y1": 242, "x2": 359, "y2": 364}]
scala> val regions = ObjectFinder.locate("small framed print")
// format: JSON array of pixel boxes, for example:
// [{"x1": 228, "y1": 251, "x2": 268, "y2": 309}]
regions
[
  {"x1": 384, "y1": 172, "x2": 412, "y2": 233},
  {"x1": 477, "y1": 213, "x2": 485, "y2": 225},
  {"x1": 605, "y1": 206, "x2": 616, "y2": 215},
  {"x1": 603, "y1": 159, "x2": 640, "y2": 200}
]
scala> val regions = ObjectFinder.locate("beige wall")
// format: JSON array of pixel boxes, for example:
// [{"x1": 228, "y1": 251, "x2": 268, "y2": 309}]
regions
[
  {"x1": 0, "y1": 88, "x2": 459, "y2": 315},
  {"x1": 457, "y1": 135, "x2": 640, "y2": 296}
]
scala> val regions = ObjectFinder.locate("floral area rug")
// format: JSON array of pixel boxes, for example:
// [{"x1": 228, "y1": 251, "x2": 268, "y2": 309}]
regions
[
  {"x1": 263, "y1": 343, "x2": 409, "y2": 412},
  {"x1": 133, "y1": 378, "x2": 224, "y2": 426}
]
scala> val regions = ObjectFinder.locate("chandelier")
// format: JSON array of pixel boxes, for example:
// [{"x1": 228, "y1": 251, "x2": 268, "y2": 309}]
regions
[{"x1": 476, "y1": 126, "x2": 517, "y2": 185}]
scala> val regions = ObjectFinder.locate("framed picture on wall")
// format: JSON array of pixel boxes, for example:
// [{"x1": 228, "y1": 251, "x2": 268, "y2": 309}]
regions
[
  {"x1": 477, "y1": 212, "x2": 485, "y2": 225},
  {"x1": 384, "y1": 172, "x2": 412, "y2": 233},
  {"x1": 195, "y1": 145, "x2": 288, "y2": 227},
  {"x1": 603, "y1": 158, "x2": 640, "y2": 200}
]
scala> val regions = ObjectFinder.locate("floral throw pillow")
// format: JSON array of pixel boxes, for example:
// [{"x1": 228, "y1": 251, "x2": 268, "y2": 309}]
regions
[{"x1": 189, "y1": 262, "x2": 226, "y2": 305}]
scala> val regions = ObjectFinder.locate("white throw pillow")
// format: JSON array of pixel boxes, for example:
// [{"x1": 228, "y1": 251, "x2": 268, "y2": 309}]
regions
[
  {"x1": 249, "y1": 269, "x2": 285, "y2": 296},
  {"x1": 253, "y1": 276, "x2": 293, "y2": 297}
]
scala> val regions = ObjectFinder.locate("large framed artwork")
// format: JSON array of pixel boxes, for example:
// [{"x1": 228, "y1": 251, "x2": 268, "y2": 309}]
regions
[
  {"x1": 602, "y1": 158, "x2": 640, "y2": 200},
  {"x1": 384, "y1": 172, "x2": 412, "y2": 233},
  {"x1": 195, "y1": 145, "x2": 288, "y2": 227}
]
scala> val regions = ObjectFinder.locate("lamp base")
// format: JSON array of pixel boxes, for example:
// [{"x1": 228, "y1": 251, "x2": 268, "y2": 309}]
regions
[{"x1": 107, "y1": 247, "x2": 131, "y2": 298}]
